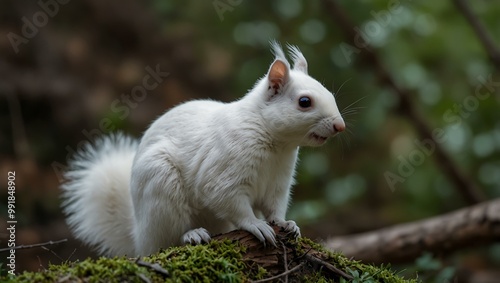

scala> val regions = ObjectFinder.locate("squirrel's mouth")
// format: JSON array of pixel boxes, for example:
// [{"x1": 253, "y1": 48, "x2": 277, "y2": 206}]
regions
[{"x1": 310, "y1": 133, "x2": 328, "y2": 144}]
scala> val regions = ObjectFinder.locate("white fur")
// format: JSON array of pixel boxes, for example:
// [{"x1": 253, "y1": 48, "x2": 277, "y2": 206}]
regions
[{"x1": 61, "y1": 42, "x2": 344, "y2": 256}]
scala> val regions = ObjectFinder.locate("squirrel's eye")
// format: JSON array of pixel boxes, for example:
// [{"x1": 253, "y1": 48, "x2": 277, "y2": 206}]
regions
[{"x1": 298, "y1": 96, "x2": 312, "y2": 108}]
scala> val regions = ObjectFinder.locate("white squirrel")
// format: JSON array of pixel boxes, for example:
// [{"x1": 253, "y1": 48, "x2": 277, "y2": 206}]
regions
[{"x1": 61, "y1": 42, "x2": 345, "y2": 257}]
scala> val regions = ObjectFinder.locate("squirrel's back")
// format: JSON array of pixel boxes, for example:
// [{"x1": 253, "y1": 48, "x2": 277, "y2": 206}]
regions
[{"x1": 138, "y1": 99, "x2": 225, "y2": 149}]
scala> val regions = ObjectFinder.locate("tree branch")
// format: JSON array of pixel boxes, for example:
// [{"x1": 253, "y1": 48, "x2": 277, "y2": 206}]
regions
[
  {"x1": 322, "y1": 0, "x2": 485, "y2": 204},
  {"x1": 452, "y1": 0, "x2": 500, "y2": 69},
  {"x1": 325, "y1": 198, "x2": 500, "y2": 264}
]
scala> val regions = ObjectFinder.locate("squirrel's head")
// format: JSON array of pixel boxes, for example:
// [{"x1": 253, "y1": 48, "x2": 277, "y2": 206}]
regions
[{"x1": 260, "y1": 41, "x2": 345, "y2": 147}]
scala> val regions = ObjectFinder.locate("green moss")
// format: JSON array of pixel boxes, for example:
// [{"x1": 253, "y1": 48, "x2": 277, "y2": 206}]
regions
[
  {"x1": 6, "y1": 237, "x2": 417, "y2": 283},
  {"x1": 14, "y1": 256, "x2": 163, "y2": 283},
  {"x1": 147, "y1": 240, "x2": 248, "y2": 282},
  {"x1": 303, "y1": 271, "x2": 336, "y2": 283},
  {"x1": 11, "y1": 240, "x2": 250, "y2": 283},
  {"x1": 297, "y1": 237, "x2": 417, "y2": 283}
]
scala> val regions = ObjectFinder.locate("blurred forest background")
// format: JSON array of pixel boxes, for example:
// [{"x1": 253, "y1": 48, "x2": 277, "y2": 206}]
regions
[{"x1": 0, "y1": 0, "x2": 499, "y2": 282}]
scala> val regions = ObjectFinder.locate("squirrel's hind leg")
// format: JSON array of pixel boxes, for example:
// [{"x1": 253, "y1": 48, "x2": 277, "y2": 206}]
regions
[{"x1": 131, "y1": 144, "x2": 195, "y2": 255}]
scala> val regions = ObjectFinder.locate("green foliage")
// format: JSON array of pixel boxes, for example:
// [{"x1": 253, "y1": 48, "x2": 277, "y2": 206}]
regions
[
  {"x1": 340, "y1": 268, "x2": 376, "y2": 283},
  {"x1": 402, "y1": 252, "x2": 456, "y2": 283}
]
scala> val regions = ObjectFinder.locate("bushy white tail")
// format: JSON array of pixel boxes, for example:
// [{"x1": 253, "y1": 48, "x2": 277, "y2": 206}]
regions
[{"x1": 61, "y1": 133, "x2": 138, "y2": 256}]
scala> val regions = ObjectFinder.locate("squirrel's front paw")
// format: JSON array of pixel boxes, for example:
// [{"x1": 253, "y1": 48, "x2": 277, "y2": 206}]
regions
[
  {"x1": 182, "y1": 228, "x2": 211, "y2": 245},
  {"x1": 274, "y1": 220, "x2": 301, "y2": 238},
  {"x1": 240, "y1": 219, "x2": 276, "y2": 246}
]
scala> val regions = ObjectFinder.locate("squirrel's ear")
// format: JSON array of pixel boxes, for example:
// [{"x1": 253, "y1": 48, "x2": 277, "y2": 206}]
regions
[
  {"x1": 287, "y1": 44, "x2": 308, "y2": 74},
  {"x1": 268, "y1": 59, "x2": 289, "y2": 95}
]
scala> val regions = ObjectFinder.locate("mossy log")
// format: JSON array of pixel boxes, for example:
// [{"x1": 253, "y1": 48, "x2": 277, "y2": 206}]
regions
[{"x1": 5, "y1": 225, "x2": 418, "y2": 282}]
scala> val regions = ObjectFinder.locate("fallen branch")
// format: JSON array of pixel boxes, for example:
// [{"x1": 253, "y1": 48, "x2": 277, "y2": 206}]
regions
[{"x1": 325, "y1": 198, "x2": 500, "y2": 264}]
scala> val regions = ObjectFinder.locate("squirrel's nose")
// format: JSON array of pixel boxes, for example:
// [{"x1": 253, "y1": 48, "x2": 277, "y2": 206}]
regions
[{"x1": 333, "y1": 119, "x2": 345, "y2": 133}]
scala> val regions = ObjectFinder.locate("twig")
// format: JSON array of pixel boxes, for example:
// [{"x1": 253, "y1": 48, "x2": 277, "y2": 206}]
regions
[
  {"x1": 41, "y1": 246, "x2": 64, "y2": 262},
  {"x1": 281, "y1": 243, "x2": 289, "y2": 283},
  {"x1": 67, "y1": 248, "x2": 77, "y2": 262},
  {"x1": 57, "y1": 275, "x2": 72, "y2": 283},
  {"x1": 305, "y1": 254, "x2": 353, "y2": 280},
  {"x1": 137, "y1": 273, "x2": 152, "y2": 283},
  {"x1": 322, "y1": 0, "x2": 485, "y2": 204},
  {"x1": 37, "y1": 255, "x2": 44, "y2": 271},
  {"x1": 294, "y1": 247, "x2": 313, "y2": 262},
  {"x1": 250, "y1": 262, "x2": 305, "y2": 283},
  {"x1": 135, "y1": 259, "x2": 170, "y2": 277},
  {"x1": 0, "y1": 239, "x2": 67, "y2": 252},
  {"x1": 453, "y1": 0, "x2": 500, "y2": 69}
]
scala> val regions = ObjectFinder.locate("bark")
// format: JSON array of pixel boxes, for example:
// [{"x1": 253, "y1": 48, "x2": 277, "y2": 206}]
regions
[{"x1": 325, "y1": 199, "x2": 500, "y2": 264}]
